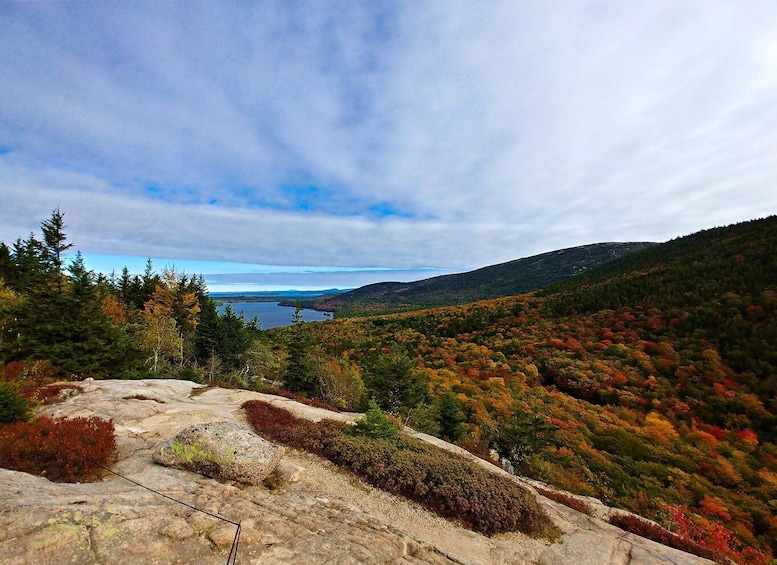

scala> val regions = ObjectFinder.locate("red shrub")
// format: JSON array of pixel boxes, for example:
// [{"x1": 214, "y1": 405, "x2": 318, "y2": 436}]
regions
[
  {"x1": 258, "y1": 387, "x2": 345, "y2": 412},
  {"x1": 243, "y1": 399, "x2": 306, "y2": 432},
  {"x1": 0, "y1": 416, "x2": 116, "y2": 482},
  {"x1": 0, "y1": 360, "x2": 58, "y2": 386},
  {"x1": 21, "y1": 384, "x2": 80, "y2": 405},
  {"x1": 534, "y1": 486, "x2": 594, "y2": 516},
  {"x1": 608, "y1": 513, "x2": 730, "y2": 564},
  {"x1": 242, "y1": 400, "x2": 342, "y2": 455}
]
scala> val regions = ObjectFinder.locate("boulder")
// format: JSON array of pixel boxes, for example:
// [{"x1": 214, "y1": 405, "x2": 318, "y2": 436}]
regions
[{"x1": 153, "y1": 421, "x2": 284, "y2": 485}]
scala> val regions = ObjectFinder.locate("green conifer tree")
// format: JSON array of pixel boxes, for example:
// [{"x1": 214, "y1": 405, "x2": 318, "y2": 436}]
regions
[
  {"x1": 437, "y1": 391, "x2": 465, "y2": 442},
  {"x1": 284, "y1": 302, "x2": 318, "y2": 396},
  {"x1": 40, "y1": 207, "x2": 73, "y2": 292},
  {"x1": 364, "y1": 346, "x2": 429, "y2": 413}
]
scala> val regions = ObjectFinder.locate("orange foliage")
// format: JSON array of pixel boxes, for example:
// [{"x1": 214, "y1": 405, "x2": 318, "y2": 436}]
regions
[
  {"x1": 699, "y1": 495, "x2": 732, "y2": 522},
  {"x1": 102, "y1": 295, "x2": 128, "y2": 325}
]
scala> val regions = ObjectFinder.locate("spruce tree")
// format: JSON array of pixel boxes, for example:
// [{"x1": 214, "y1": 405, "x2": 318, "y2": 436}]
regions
[
  {"x1": 284, "y1": 302, "x2": 318, "y2": 396},
  {"x1": 364, "y1": 346, "x2": 429, "y2": 413},
  {"x1": 40, "y1": 207, "x2": 73, "y2": 289},
  {"x1": 437, "y1": 391, "x2": 465, "y2": 442},
  {"x1": 0, "y1": 242, "x2": 12, "y2": 285}
]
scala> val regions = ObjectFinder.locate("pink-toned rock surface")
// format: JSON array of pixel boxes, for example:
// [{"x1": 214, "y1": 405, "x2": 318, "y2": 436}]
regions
[
  {"x1": 153, "y1": 420, "x2": 285, "y2": 484},
  {"x1": 0, "y1": 379, "x2": 712, "y2": 564}
]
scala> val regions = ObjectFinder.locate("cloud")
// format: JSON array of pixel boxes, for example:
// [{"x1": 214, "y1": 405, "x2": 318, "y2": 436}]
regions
[{"x1": 1, "y1": 1, "x2": 776, "y2": 279}]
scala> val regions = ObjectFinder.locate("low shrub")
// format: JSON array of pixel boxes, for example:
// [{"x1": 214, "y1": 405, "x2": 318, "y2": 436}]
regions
[
  {"x1": 0, "y1": 415, "x2": 116, "y2": 482},
  {"x1": 534, "y1": 485, "x2": 594, "y2": 516},
  {"x1": 608, "y1": 513, "x2": 729, "y2": 564},
  {"x1": 0, "y1": 360, "x2": 58, "y2": 386},
  {"x1": 325, "y1": 434, "x2": 555, "y2": 537},
  {"x1": 243, "y1": 400, "x2": 557, "y2": 538},
  {"x1": 257, "y1": 386, "x2": 345, "y2": 412},
  {"x1": 242, "y1": 399, "x2": 340, "y2": 454},
  {"x1": 22, "y1": 383, "x2": 80, "y2": 405},
  {"x1": 0, "y1": 381, "x2": 30, "y2": 423}
]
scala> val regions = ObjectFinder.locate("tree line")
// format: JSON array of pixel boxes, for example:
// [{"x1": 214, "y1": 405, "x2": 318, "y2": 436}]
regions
[{"x1": 0, "y1": 209, "x2": 268, "y2": 385}]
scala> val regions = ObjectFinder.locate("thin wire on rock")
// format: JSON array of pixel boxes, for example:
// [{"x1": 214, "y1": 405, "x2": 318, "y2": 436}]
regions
[{"x1": 56, "y1": 439, "x2": 242, "y2": 565}]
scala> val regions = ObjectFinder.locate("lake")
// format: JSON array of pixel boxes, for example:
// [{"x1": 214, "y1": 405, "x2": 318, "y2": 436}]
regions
[{"x1": 217, "y1": 301, "x2": 331, "y2": 329}]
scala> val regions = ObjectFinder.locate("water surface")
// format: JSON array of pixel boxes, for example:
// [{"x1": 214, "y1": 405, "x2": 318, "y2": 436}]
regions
[{"x1": 218, "y1": 301, "x2": 331, "y2": 329}]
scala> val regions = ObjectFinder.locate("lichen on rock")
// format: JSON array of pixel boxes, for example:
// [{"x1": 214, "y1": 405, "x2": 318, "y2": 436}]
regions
[{"x1": 153, "y1": 420, "x2": 284, "y2": 485}]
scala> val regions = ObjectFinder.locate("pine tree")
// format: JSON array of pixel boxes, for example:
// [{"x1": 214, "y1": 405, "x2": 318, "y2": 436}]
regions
[
  {"x1": 117, "y1": 267, "x2": 132, "y2": 301},
  {"x1": 3, "y1": 249, "x2": 123, "y2": 378},
  {"x1": 10, "y1": 235, "x2": 46, "y2": 292},
  {"x1": 140, "y1": 258, "x2": 159, "y2": 305},
  {"x1": 217, "y1": 304, "x2": 254, "y2": 370},
  {"x1": 194, "y1": 296, "x2": 220, "y2": 362},
  {"x1": 59, "y1": 252, "x2": 118, "y2": 376}
]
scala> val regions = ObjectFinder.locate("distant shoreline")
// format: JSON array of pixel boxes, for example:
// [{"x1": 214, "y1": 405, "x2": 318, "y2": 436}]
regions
[
  {"x1": 210, "y1": 289, "x2": 347, "y2": 308},
  {"x1": 217, "y1": 300, "x2": 333, "y2": 327}
]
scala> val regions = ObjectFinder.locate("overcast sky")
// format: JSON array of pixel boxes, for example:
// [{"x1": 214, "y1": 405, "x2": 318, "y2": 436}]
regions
[{"x1": 1, "y1": 2, "x2": 776, "y2": 291}]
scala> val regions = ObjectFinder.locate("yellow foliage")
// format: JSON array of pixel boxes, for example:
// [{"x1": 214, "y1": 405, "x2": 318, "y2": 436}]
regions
[
  {"x1": 0, "y1": 280, "x2": 20, "y2": 309},
  {"x1": 757, "y1": 468, "x2": 777, "y2": 489},
  {"x1": 644, "y1": 411, "x2": 679, "y2": 445}
]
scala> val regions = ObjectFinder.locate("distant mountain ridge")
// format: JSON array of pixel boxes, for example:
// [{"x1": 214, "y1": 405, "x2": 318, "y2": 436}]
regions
[{"x1": 307, "y1": 242, "x2": 656, "y2": 315}]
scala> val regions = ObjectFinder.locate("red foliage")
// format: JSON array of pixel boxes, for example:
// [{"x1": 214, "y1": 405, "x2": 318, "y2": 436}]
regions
[
  {"x1": 20, "y1": 384, "x2": 80, "y2": 405},
  {"x1": 534, "y1": 486, "x2": 593, "y2": 516},
  {"x1": 0, "y1": 361, "x2": 58, "y2": 386},
  {"x1": 0, "y1": 416, "x2": 116, "y2": 482},
  {"x1": 242, "y1": 399, "x2": 331, "y2": 454},
  {"x1": 734, "y1": 429, "x2": 758, "y2": 446},
  {"x1": 662, "y1": 503, "x2": 772, "y2": 565},
  {"x1": 699, "y1": 495, "x2": 732, "y2": 522},
  {"x1": 608, "y1": 512, "x2": 727, "y2": 563},
  {"x1": 699, "y1": 423, "x2": 727, "y2": 441},
  {"x1": 259, "y1": 386, "x2": 345, "y2": 412}
]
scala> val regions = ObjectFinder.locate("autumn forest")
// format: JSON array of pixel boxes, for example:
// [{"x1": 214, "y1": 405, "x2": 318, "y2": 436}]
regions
[{"x1": 1, "y1": 211, "x2": 776, "y2": 562}]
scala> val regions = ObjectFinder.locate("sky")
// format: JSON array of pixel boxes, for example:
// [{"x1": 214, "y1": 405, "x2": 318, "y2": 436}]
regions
[{"x1": 1, "y1": 2, "x2": 776, "y2": 291}]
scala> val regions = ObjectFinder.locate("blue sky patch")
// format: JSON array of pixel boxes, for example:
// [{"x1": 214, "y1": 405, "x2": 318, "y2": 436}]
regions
[{"x1": 368, "y1": 202, "x2": 414, "y2": 219}]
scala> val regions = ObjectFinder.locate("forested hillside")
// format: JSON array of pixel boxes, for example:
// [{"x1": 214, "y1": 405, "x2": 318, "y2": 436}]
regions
[
  {"x1": 2, "y1": 211, "x2": 775, "y2": 562},
  {"x1": 305, "y1": 242, "x2": 654, "y2": 316},
  {"x1": 274, "y1": 216, "x2": 777, "y2": 562}
]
